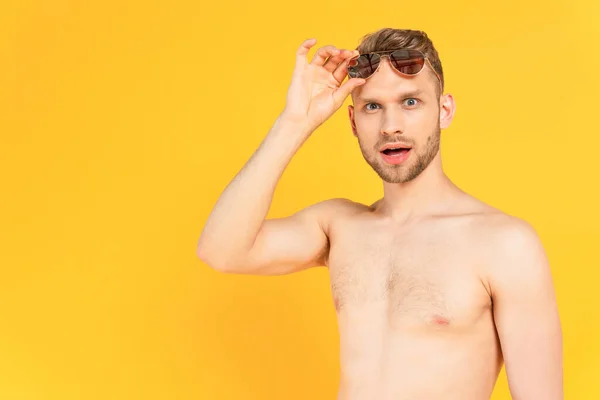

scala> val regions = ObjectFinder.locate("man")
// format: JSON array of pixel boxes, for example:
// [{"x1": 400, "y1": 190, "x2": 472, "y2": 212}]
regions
[{"x1": 196, "y1": 28, "x2": 563, "y2": 399}]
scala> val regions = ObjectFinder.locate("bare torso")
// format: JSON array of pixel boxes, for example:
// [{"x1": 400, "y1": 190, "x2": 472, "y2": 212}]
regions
[{"x1": 325, "y1": 198, "x2": 505, "y2": 400}]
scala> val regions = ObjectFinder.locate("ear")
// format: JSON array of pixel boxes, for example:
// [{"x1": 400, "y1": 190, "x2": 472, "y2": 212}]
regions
[
  {"x1": 348, "y1": 105, "x2": 358, "y2": 137},
  {"x1": 439, "y1": 93, "x2": 456, "y2": 129}
]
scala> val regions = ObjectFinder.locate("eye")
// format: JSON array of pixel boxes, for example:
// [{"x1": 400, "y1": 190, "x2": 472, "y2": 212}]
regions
[
  {"x1": 365, "y1": 103, "x2": 381, "y2": 111},
  {"x1": 403, "y1": 98, "x2": 419, "y2": 107}
]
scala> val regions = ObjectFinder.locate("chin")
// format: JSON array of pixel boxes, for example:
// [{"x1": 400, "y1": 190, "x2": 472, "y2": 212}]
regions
[
  {"x1": 379, "y1": 171, "x2": 420, "y2": 184},
  {"x1": 368, "y1": 154, "x2": 431, "y2": 184},
  {"x1": 368, "y1": 161, "x2": 414, "y2": 184}
]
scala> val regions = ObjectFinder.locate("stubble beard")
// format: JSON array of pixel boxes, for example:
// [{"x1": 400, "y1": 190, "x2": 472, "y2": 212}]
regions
[{"x1": 359, "y1": 124, "x2": 441, "y2": 184}]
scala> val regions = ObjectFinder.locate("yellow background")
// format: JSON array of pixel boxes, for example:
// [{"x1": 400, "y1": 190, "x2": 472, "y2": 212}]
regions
[{"x1": 2, "y1": 0, "x2": 599, "y2": 398}]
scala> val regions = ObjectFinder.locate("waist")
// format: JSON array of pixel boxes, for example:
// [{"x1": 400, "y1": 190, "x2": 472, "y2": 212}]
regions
[{"x1": 337, "y1": 365, "x2": 498, "y2": 400}]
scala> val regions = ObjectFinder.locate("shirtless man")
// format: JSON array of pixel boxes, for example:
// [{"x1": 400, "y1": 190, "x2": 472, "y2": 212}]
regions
[{"x1": 196, "y1": 28, "x2": 563, "y2": 399}]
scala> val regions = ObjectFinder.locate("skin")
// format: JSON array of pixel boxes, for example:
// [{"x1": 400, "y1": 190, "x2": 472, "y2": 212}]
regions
[{"x1": 197, "y1": 38, "x2": 563, "y2": 399}]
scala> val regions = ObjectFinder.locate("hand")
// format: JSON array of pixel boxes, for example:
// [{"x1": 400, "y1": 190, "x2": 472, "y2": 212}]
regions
[{"x1": 281, "y1": 38, "x2": 366, "y2": 134}]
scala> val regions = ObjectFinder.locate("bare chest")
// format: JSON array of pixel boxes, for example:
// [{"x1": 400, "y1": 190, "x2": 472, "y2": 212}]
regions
[{"x1": 327, "y1": 218, "x2": 491, "y2": 329}]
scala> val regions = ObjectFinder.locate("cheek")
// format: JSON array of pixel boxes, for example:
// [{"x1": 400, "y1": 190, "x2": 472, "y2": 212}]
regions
[
  {"x1": 410, "y1": 109, "x2": 438, "y2": 128},
  {"x1": 355, "y1": 115, "x2": 379, "y2": 132}
]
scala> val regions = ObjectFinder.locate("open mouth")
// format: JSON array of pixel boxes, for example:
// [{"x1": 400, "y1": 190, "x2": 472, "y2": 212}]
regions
[
  {"x1": 380, "y1": 145, "x2": 412, "y2": 165},
  {"x1": 381, "y1": 148, "x2": 411, "y2": 156}
]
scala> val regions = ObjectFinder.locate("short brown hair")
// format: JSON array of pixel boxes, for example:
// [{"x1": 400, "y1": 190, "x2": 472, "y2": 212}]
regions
[{"x1": 355, "y1": 28, "x2": 444, "y2": 95}]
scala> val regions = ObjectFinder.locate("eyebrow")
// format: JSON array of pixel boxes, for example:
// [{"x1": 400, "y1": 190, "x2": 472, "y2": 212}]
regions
[{"x1": 356, "y1": 89, "x2": 425, "y2": 104}]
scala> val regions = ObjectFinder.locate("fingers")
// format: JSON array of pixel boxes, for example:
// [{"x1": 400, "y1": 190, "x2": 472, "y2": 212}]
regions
[
  {"x1": 295, "y1": 40, "x2": 357, "y2": 81},
  {"x1": 310, "y1": 45, "x2": 340, "y2": 66},
  {"x1": 333, "y1": 78, "x2": 366, "y2": 107},
  {"x1": 332, "y1": 49, "x2": 359, "y2": 83},
  {"x1": 323, "y1": 49, "x2": 352, "y2": 73},
  {"x1": 296, "y1": 38, "x2": 316, "y2": 58},
  {"x1": 295, "y1": 38, "x2": 317, "y2": 71}
]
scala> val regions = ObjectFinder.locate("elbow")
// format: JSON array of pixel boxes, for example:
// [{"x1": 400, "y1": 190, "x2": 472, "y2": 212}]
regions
[{"x1": 196, "y1": 246, "x2": 241, "y2": 274}]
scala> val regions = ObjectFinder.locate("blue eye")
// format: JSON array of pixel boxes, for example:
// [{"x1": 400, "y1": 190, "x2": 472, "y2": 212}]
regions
[
  {"x1": 404, "y1": 98, "x2": 418, "y2": 106},
  {"x1": 365, "y1": 103, "x2": 380, "y2": 111}
]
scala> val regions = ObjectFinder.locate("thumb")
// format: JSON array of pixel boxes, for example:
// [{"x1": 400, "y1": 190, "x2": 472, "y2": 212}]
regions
[{"x1": 333, "y1": 78, "x2": 365, "y2": 107}]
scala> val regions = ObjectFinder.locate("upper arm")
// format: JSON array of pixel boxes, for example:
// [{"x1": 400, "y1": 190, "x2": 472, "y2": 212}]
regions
[
  {"x1": 231, "y1": 198, "x2": 348, "y2": 276},
  {"x1": 488, "y1": 218, "x2": 563, "y2": 399}
]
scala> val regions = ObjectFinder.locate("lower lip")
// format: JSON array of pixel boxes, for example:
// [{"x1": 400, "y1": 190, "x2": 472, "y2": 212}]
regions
[{"x1": 380, "y1": 149, "x2": 412, "y2": 165}]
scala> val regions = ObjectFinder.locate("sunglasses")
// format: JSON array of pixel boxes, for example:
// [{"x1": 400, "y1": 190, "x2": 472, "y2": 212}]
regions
[{"x1": 347, "y1": 49, "x2": 442, "y2": 86}]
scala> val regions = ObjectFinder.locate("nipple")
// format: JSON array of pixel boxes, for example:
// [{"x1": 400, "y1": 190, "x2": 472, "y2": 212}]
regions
[{"x1": 431, "y1": 314, "x2": 450, "y2": 326}]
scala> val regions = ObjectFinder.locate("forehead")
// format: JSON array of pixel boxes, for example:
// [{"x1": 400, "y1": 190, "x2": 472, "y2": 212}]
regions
[{"x1": 352, "y1": 58, "x2": 437, "y2": 102}]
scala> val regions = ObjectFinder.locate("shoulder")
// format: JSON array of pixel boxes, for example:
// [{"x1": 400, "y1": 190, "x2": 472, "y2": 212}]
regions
[
  {"x1": 472, "y1": 211, "x2": 544, "y2": 257},
  {"x1": 310, "y1": 197, "x2": 373, "y2": 214},
  {"x1": 446, "y1": 195, "x2": 552, "y2": 293},
  {"x1": 454, "y1": 196, "x2": 540, "y2": 250},
  {"x1": 470, "y1": 212, "x2": 552, "y2": 297},
  {"x1": 305, "y1": 197, "x2": 368, "y2": 215},
  {"x1": 304, "y1": 197, "x2": 371, "y2": 232},
  {"x1": 309, "y1": 197, "x2": 371, "y2": 218}
]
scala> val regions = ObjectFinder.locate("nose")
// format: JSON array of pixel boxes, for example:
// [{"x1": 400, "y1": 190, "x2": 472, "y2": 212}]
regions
[{"x1": 380, "y1": 108, "x2": 405, "y2": 136}]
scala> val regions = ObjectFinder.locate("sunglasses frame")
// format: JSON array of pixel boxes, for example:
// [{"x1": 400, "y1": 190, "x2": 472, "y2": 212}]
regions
[{"x1": 347, "y1": 49, "x2": 442, "y2": 89}]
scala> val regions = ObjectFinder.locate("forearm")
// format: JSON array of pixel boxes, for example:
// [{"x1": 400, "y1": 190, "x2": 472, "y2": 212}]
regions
[{"x1": 196, "y1": 115, "x2": 310, "y2": 268}]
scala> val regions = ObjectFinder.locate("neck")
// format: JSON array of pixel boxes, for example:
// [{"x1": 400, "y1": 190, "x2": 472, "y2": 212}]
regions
[{"x1": 375, "y1": 152, "x2": 464, "y2": 223}]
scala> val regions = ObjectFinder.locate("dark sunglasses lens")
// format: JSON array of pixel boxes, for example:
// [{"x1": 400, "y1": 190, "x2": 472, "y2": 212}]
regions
[
  {"x1": 389, "y1": 50, "x2": 425, "y2": 74},
  {"x1": 347, "y1": 53, "x2": 381, "y2": 79}
]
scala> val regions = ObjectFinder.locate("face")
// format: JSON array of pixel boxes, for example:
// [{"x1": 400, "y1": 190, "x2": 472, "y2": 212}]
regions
[{"x1": 348, "y1": 58, "x2": 455, "y2": 184}]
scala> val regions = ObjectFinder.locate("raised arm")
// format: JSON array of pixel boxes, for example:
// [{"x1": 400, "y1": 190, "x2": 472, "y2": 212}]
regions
[
  {"x1": 196, "y1": 39, "x2": 364, "y2": 274},
  {"x1": 489, "y1": 218, "x2": 563, "y2": 399},
  {"x1": 227, "y1": 198, "x2": 350, "y2": 275}
]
